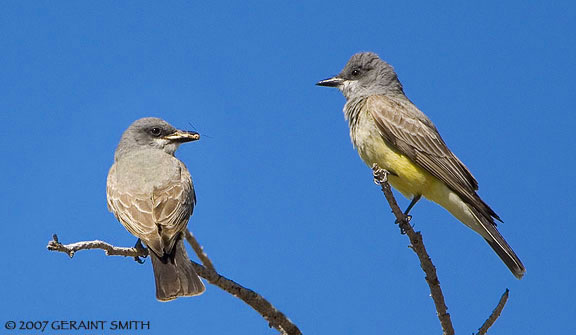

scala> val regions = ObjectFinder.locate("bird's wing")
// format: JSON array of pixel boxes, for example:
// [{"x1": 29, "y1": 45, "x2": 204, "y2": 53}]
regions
[
  {"x1": 151, "y1": 161, "x2": 195, "y2": 253},
  {"x1": 366, "y1": 95, "x2": 500, "y2": 221},
  {"x1": 106, "y1": 162, "x2": 195, "y2": 255}
]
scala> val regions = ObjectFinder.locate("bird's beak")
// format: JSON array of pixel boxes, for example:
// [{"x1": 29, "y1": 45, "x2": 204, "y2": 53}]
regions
[
  {"x1": 163, "y1": 130, "x2": 200, "y2": 143},
  {"x1": 316, "y1": 76, "x2": 344, "y2": 87}
]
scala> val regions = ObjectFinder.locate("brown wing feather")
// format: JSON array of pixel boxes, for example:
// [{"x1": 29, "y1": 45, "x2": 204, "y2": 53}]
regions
[
  {"x1": 107, "y1": 162, "x2": 195, "y2": 255},
  {"x1": 366, "y1": 95, "x2": 500, "y2": 222},
  {"x1": 151, "y1": 163, "x2": 195, "y2": 253}
]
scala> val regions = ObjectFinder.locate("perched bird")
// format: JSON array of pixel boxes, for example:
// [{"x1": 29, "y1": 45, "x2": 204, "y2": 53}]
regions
[
  {"x1": 107, "y1": 117, "x2": 206, "y2": 300},
  {"x1": 317, "y1": 52, "x2": 525, "y2": 279}
]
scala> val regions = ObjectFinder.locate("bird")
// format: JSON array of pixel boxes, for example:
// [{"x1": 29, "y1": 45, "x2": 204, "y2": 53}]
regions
[
  {"x1": 316, "y1": 52, "x2": 525, "y2": 279},
  {"x1": 106, "y1": 117, "x2": 206, "y2": 301}
]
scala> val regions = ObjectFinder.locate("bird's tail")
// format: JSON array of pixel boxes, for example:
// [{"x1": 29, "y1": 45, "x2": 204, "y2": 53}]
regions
[
  {"x1": 466, "y1": 206, "x2": 526, "y2": 279},
  {"x1": 149, "y1": 238, "x2": 205, "y2": 301},
  {"x1": 480, "y1": 218, "x2": 526, "y2": 279},
  {"x1": 433, "y1": 187, "x2": 525, "y2": 279}
]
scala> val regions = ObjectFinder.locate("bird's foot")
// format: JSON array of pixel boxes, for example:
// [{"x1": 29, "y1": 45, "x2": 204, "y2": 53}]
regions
[
  {"x1": 133, "y1": 239, "x2": 148, "y2": 264},
  {"x1": 372, "y1": 164, "x2": 389, "y2": 185}
]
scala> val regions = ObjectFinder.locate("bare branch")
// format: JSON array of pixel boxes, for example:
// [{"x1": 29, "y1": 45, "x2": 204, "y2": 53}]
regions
[
  {"x1": 476, "y1": 289, "x2": 509, "y2": 335},
  {"x1": 191, "y1": 262, "x2": 300, "y2": 335},
  {"x1": 47, "y1": 234, "x2": 302, "y2": 335},
  {"x1": 47, "y1": 234, "x2": 143, "y2": 258},
  {"x1": 185, "y1": 230, "x2": 217, "y2": 273},
  {"x1": 372, "y1": 165, "x2": 455, "y2": 335}
]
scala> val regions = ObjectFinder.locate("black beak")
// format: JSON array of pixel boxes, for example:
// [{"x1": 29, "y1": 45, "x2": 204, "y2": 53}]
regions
[
  {"x1": 163, "y1": 130, "x2": 200, "y2": 143},
  {"x1": 316, "y1": 76, "x2": 344, "y2": 87}
]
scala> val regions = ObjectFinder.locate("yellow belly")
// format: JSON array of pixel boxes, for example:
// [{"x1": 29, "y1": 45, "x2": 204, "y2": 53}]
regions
[
  {"x1": 349, "y1": 110, "x2": 487, "y2": 237},
  {"x1": 351, "y1": 113, "x2": 441, "y2": 200}
]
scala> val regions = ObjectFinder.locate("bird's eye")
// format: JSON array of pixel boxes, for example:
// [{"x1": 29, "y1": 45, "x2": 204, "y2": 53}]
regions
[
  {"x1": 351, "y1": 69, "x2": 360, "y2": 77},
  {"x1": 150, "y1": 127, "x2": 162, "y2": 136}
]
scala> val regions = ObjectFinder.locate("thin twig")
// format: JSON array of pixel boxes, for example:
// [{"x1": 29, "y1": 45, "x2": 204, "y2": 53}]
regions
[
  {"x1": 47, "y1": 234, "x2": 301, "y2": 335},
  {"x1": 181, "y1": 231, "x2": 299, "y2": 334},
  {"x1": 191, "y1": 262, "x2": 299, "y2": 335},
  {"x1": 185, "y1": 230, "x2": 217, "y2": 273},
  {"x1": 47, "y1": 234, "x2": 144, "y2": 258},
  {"x1": 476, "y1": 289, "x2": 509, "y2": 335},
  {"x1": 372, "y1": 164, "x2": 455, "y2": 335}
]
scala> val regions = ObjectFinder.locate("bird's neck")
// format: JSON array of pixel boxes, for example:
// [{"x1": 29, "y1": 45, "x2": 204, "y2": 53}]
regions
[{"x1": 114, "y1": 145, "x2": 177, "y2": 162}]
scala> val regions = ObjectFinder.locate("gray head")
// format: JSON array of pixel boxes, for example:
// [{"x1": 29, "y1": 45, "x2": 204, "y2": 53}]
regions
[
  {"x1": 316, "y1": 52, "x2": 404, "y2": 99},
  {"x1": 114, "y1": 117, "x2": 200, "y2": 161}
]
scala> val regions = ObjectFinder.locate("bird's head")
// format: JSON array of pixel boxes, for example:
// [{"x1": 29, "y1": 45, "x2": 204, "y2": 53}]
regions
[
  {"x1": 115, "y1": 117, "x2": 199, "y2": 160},
  {"x1": 316, "y1": 52, "x2": 403, "y2": 100}
]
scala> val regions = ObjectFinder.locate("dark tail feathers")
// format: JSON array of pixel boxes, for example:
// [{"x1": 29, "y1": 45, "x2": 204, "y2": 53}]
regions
[
  {"x1": 481, "y1": 219, "x2": 526, "y2": 279},
  {"x1": 149, "y1": 238, "x2": 205, "y2": 301}
]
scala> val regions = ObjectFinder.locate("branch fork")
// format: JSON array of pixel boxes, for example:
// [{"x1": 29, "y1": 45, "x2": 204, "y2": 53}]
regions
[
  {"x1": 47, "y1": 165, "x2": 510, "y2": 335},
  {"x1": 371, "y1": 164, "x2": 508, "y2": 335},
  {"x1": 47, "y1": 232, "x2": 301, "y2": 335}
]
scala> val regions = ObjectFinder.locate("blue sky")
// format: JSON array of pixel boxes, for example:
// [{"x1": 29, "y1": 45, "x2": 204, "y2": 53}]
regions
[{"x1": 2, "y1": 1, "x2": 575, "y2": 334}]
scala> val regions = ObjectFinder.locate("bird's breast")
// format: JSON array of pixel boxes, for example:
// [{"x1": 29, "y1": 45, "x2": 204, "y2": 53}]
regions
[
  {"x1": 113, "y1": 150, "x2": 181, "y2": 194},
  {"x1": 349, "y1": 110, "x2": 436, "y2": 198}
]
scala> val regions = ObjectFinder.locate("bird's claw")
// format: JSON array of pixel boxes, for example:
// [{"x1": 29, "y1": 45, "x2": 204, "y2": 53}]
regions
[
  {"x1": 133, "y1": 239, "x2": 148, "y2": 264},
  {"x1": 372, "y1": 164, "x2": 389, "y2": 184}
]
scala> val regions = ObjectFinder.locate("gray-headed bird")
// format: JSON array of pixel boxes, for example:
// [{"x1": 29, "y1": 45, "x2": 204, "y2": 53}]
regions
[
  {"x1": 107, "y1": 117, "x2": 206, "y2": 300},
  {"x1": 317, "y1": 52, "x2": 525, "y2": 279}
]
